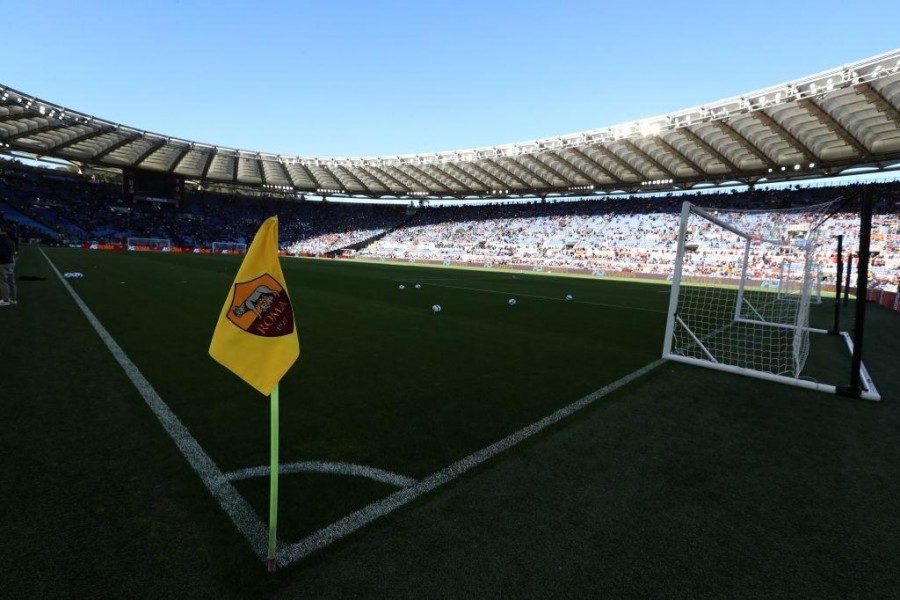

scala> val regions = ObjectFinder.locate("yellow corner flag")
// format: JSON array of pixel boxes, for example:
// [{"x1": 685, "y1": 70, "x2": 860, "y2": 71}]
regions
[{"x1": 209, "y1": 216, "x2": 299, "y2": 395}]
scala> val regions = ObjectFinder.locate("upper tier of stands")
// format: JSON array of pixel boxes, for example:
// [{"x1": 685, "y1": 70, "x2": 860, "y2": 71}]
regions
[{"x1": 1, "y1": 158, "x2": 898, "y2": 291}]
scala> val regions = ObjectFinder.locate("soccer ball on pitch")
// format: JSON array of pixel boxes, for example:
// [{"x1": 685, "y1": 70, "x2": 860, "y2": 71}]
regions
[
  {"x1": 508, "y1": 298, "x2": 517, "y2": 306},
  {"x1": 398, "y1": 284, "x2": 405, "y2": 290},
  {"x1": 432, "y1": 304, "x2": 442, "y2": 313},
  {"x1": 565, "y1": 294, "x2": 573, "y2": 301},
  {"x1": 415, "y1": 283, "x2": 421, "y2": 289}
]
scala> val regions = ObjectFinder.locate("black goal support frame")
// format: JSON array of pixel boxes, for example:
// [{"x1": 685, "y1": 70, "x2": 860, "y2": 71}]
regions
[{"x1": 837, "y1": 187, "x2": 876, "y2": 399}]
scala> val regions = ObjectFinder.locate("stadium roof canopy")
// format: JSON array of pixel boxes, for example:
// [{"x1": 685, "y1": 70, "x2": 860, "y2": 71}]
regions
[{"x1": 2, "y1": 49, "x2": 900, "y2": 200}]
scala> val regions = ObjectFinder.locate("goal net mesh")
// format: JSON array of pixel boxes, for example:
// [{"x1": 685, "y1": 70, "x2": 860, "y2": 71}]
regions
[
  {"x1": 211, "y1": 242, "x2": 248, "y2": 254},
  {"x1": 664, "y1": 201, "x2": 833, "y2": 379},
  {"x1": 126, "y1": 237, "x2": 172, "y2": 250}
]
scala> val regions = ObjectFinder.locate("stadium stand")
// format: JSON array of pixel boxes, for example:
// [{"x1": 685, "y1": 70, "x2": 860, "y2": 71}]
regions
[{"x1": 1, "y1": 159, "x2": 898, "y2": 292}]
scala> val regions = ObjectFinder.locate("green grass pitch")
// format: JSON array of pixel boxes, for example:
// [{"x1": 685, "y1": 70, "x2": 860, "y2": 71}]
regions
[{"x1": 2, "y1": 246, "x2": 899, "y2": 598}]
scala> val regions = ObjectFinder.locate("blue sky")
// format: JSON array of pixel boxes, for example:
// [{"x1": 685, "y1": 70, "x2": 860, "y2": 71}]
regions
[{"x1": 4, "y1": 0, "x2": 900, "y2": 159}]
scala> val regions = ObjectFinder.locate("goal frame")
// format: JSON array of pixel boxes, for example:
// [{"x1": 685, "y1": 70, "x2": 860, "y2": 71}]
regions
[
  {"x1": 777, "y1": 260, "x2": 823, "y2": 304},
  {"x1": 211, "y1": 241, "x2": 248, "y2": 254},
  {"x1": 126, "y1": 237, "x2": 172, "y2": 251},
  {"x1": 661, "y1": 201, "x2": 879, "y2": 401}
]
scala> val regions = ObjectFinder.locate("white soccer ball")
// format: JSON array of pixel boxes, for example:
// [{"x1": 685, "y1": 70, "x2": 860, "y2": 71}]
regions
[
  {"x1": 508, "y1": 298, "x2": 517, "y2": 306},
  {"x1": 399, "y1": 284, "x2": 405, "y2": 290},
  {"x1": 415, "y1": 283, "x2": 421, "y2": 289},
  {"x1": 565, "y1": 294, "x2": 573, "y2": 301},
  {"x1": 432, "y1": 304, "x2": 442, "y2": 313}
]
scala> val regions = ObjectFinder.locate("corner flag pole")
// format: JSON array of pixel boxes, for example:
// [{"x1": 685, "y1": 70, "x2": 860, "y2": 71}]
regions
[{"x1": 267, "y1": 383, "x2": 280, "y2": 572}]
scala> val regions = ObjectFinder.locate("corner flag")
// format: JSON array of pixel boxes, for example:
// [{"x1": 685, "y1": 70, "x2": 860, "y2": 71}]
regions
[
  {"x1": 209, "y1": 216, "x2": 299, "y2": 571},
  {"x1": 209, "y1": 216, "x2": 299, "y2": 395}
]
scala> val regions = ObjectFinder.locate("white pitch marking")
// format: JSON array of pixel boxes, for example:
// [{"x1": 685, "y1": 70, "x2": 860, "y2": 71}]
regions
[
  {"x1": 225, "y1": 461, "x2": 417, "y2": 489},
  {"x1": 41, "y1": 249, "x2": 270, "y2": 559},
  {"x1": 424, "y1": 282, "x2": 667, "y2": 314},
  {"x1": 277, "y1": 358, "x2": 665, "y2": 567}
]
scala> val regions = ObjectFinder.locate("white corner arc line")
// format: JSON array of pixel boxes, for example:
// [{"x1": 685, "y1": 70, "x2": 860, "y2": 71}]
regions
[
  {"x1": 225, "y1": 461, "x2": 417, "y2": 488},
  {"x1": 41, "y1": 249, "x2": 270, "y2": 559},
  {"x1": 277, "y1": 358, "x2": 665, "y2": 567}
]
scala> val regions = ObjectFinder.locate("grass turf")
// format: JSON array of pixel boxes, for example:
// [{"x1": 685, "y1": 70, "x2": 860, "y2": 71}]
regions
[{"x1": 1, "y1": 245, "x2": 898, "y2": 598}]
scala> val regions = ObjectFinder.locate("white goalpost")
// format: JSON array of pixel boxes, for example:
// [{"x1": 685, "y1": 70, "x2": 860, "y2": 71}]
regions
[
  {"x1": 777, "y1": 260, "x2": 823, "y2": 304},
  {"x1": 661, "y1": 201, "x2": 879, "y2": 401},
  {"x1": 126, "y1": 237, "x2": 172, "y2": 251},
  {"x1": 211, "y1": 241, "x2": 248, "y2": 254}
]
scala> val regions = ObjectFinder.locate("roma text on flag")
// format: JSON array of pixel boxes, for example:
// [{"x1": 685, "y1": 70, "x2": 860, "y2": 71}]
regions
[{"x1": 209, "y1": 216, "x2": 299, "y2": 395}]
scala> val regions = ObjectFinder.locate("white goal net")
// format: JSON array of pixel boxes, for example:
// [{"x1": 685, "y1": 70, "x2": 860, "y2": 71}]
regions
[
  {"x1": 211, "y1": 242, "x2": 248, "y2": 254},
  {"x1": 127, "y1": 237, "x2": 172, "y2": 251},
  {"x1": 661, "y1": 200, "x2": 850, "y2": 394},
  {"x1": 778, "y1": 260, "x2": 823, "y2": 304}
]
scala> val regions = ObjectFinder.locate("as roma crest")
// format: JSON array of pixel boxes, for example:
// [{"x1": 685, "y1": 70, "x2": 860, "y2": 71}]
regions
[{"x1": 227, "y1": 274, "x2": 295, "y2": 337}]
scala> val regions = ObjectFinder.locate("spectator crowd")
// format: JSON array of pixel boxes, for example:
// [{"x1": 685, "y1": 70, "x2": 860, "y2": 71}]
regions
[{"x1": 1, "y1": 157, "x2": 898, "y2": 292}]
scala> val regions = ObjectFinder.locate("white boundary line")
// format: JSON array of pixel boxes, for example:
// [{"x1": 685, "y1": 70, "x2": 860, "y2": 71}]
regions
[
  {"x1": 41, "y1": 249, "x2": 271, "y2": 559},
  {"x1": 43, "y1": 247, "x2": 663, "y2": 568},
  {"x1": 277, "y1": 358, "x2": 665, "y2": 567},
  {"x1": 225, "y1": 461, "x2": 417, "y2": 488}
]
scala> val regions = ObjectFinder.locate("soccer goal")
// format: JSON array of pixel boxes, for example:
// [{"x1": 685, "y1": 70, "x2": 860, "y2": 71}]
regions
[
  {"x1": 661, "y1": 201, "x2": 879, "y2": 401},
  {"x1": 777, "y1": 260, "x2": 823, "y2": 304},
  {"x1": 127, "y1": 237, "x2": 172, "y2": 251},
  {"x1": 211, "y1": 241, "x2": 248, "y2": 254}
]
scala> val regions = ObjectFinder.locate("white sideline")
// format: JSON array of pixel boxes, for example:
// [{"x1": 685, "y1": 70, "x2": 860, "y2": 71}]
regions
[
  {"x1": 41, "y1": 249, "x2": 271, "y2": 559},
  {"x1": 42, "y1": 248, "x2": 663, "y2": 568},
  {"x1": 225, "y1": 461, "x2": 417, "y2": 488},
  {"x1": 277, "y1": 358, "x2": 665, "y2": 567}
]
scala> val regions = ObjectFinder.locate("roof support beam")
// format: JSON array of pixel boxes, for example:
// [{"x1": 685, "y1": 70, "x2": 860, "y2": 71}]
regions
[
  {"x1": 394, "y1": 165, "x2": 436, "y2": 194},
  {"x1": 358, "y1": 166, "x2": 395, "y2": 193},
  {"x1": 749, "y1": 109, "x2": 819, "y2": 164},
  {"x1": 232, "y1": 154, "x2": 240, "y2": 183},
  {"x1": 798, "y1": 98, "x2": 870, "y2": 159},
  {"x1": 298, "y1": 163, "x2": 321, "y2": 189},
  {"x1": 676, "y1": 126, "x2": 741, "y2": 173},
  {"x1": 407, "y1": 164, "x2": 453, "y2": 194},
  {"x1": 0, "y1": 110, "x2": 40, "y2": 123},
  {"x1": 132, "y1": 138, "x2": 167, "y2": 167},
  {"x1": 43, "y1": 125, "x2": 115, "y2": 154},
  {"x1": 371, "y1": 166, "x2": 409, "y2": 193},
  {"x1": 704, "y1": 121, "x2": 776, "y2": 170},
  {"x1": 277, "y1": 160, "x2": 294, "y2": 187},
  {"x1": 485, "y1": 158, "x2": 532, "y2": 189},
  {"x1": 168, "y1": 145, "x2": 192, "y2": 173},
  {"x1": 526, "y1": 154, "x2": 573, "y2": 186},
  {"x1": 620, "y1": 139, "x2": 677, "y2": 180},
  {"x1": 257, "y1": 158, "x2": 267, "y2": 186},
  {"x1": 384, "y1": 166, "x2": 423, "y2": 193},
  {"x1": 200, "y1": 151, "x2": 215, "y2": 180},
  {"x1": 857, "y1": 83, "x2": 900, "y2": 130},
  {"x1": 92, "y1": 132, "x2": 143, "y2": 162},
  {"x1": 545, "y1": 150, "x2": 602, "y2": 186},
  {"x1": 464, "y1": 160, "x2": 511, "y2": 190},
  {"x1": 335, "y1": 165, "x2": 373, "y2": 195},
  {"x1": 430, "y1": 163, "x2": 474, "y2": 192},
  {"x1": 565, "y1": 147, "x2": 620, "y2": 183},
  {"x1": 445, "y1": 162, "x2": 488, "y2": 192},
  {"x1": 4, "y1": 121, "x2": 68, "y2": 142},
  {"x1": 514, "y1": 156, "x2": 556, "y2": 187},
  {"x1": 586, "y1": 144, "x2": 643, "y2": 180},
  {"x1": 653, "y1": 134, "x2": 707, "y2": 176}
]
